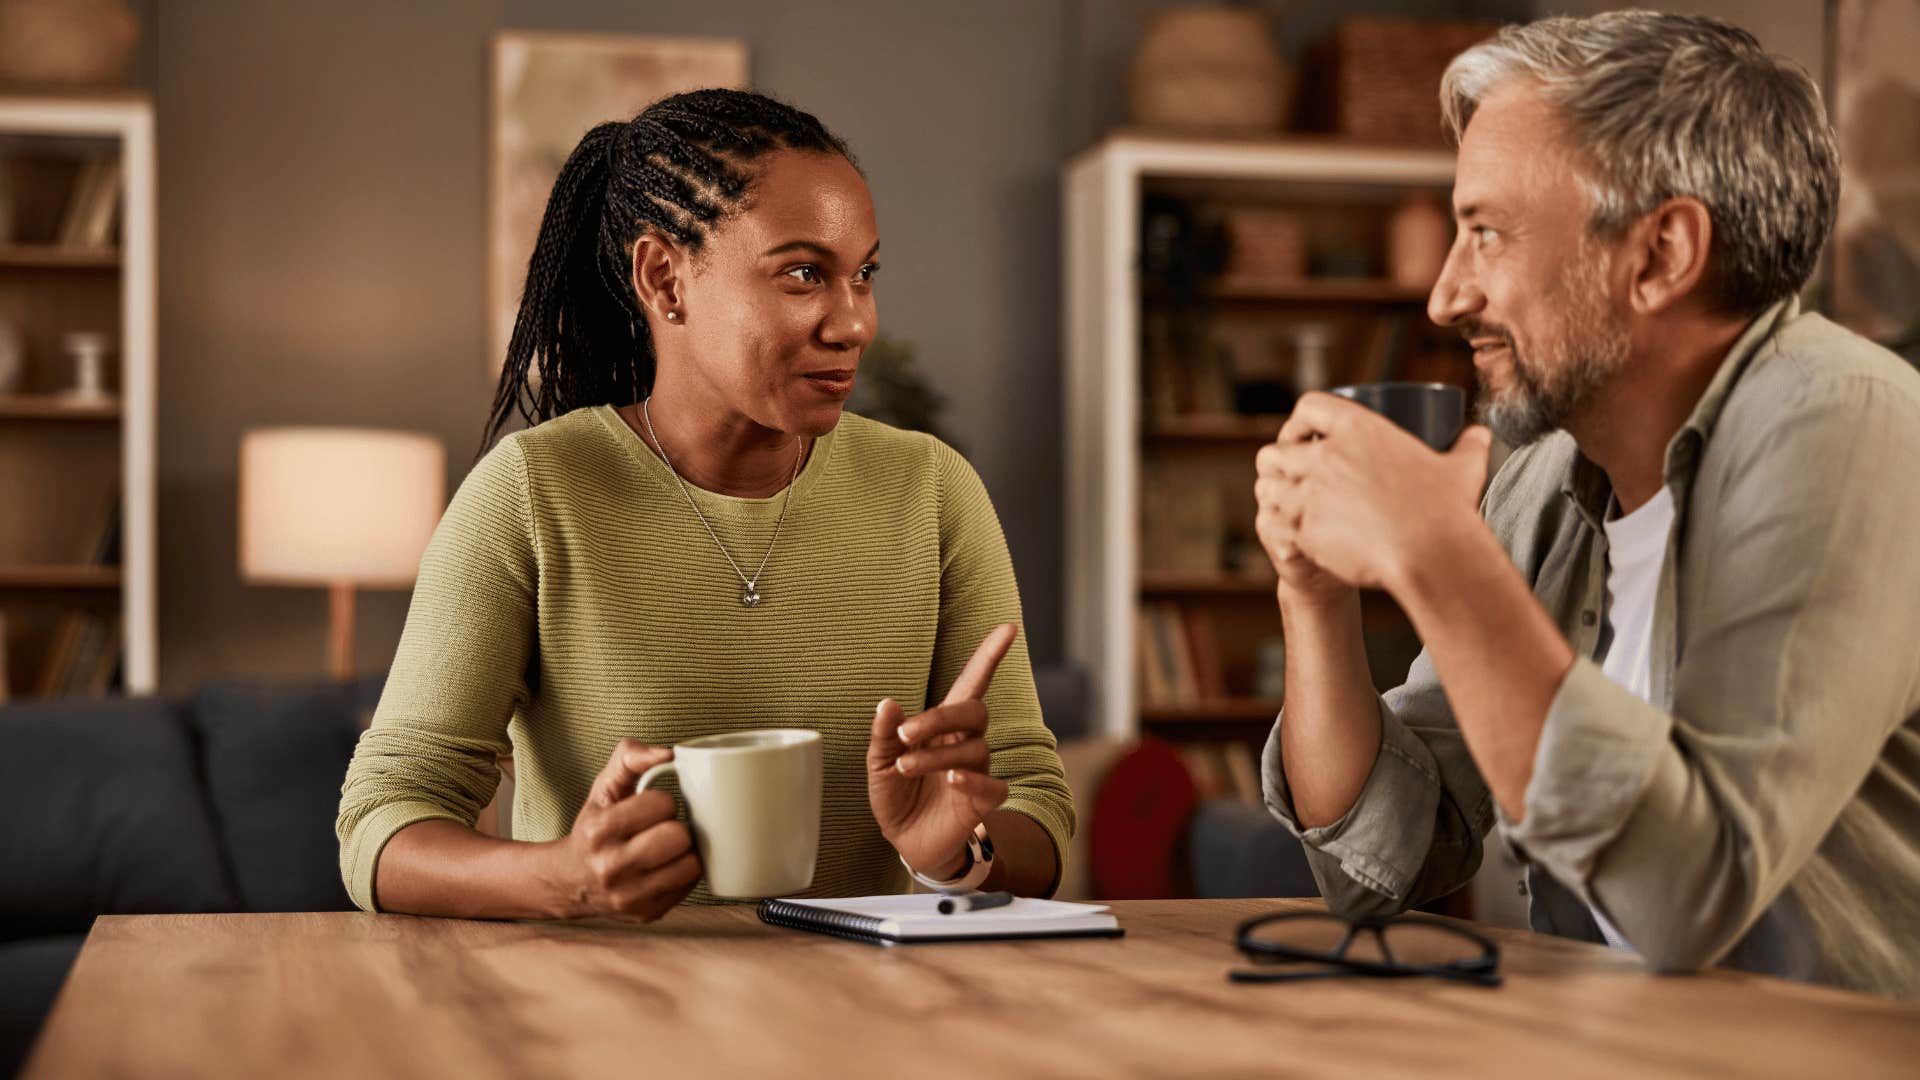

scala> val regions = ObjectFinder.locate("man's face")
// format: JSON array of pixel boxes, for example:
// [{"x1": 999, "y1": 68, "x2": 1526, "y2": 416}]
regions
[{"x1": 1429, "y1": 81, "x2": 1631, "y2": 446}]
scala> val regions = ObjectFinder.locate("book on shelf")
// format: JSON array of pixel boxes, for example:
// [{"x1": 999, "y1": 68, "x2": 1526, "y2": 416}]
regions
[
  {"x1": 1219, "y1": 740, "x2": 1263, "y2": 806},
  {"x1": 1152, "y1": 603, "x2": 1198, "y2": 705},
  {"x1": 33, "y1": 612, "x2": 121, "y2": 698},
  {"x1": 34, "y1": 614, "x2": 86, "y2": 697},
  {"x1": 1134, "y1": 606, "x2": 1172, "y2": 705},
  {"x1": 1140, "y1": 465, "x2": 1226, "y2": 574},
  {"x1": 56, "y1": 157, "x2": 122, "y2": 250},
  {"x1": 1175, "y1": 741, "x2": 1265, "y2": 806},
  {"x1": 84, "y1": 498, "x2": 122, "y2": 566},
  {"x1": 81, "y1": 615, "x2": 122, "y2": 696},
  {"x1": 0, "y1": 612, "x2": 10, "y2": 703},
  {"x1": 1179, "y1": 742, "x2": 1231, "y2": 799},
  {"x1": 1183, "y1": 607, "x2": 1228, "y2": 700},
  {"x1": 1134, "y1": 602, "x2": 1228, "y2": 708},
  {"x1": 1135, "y1": 602, "x2": 1195, "y2": 706}
]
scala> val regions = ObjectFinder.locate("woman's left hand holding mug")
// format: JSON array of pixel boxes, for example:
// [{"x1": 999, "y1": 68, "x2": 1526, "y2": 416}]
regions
[{"x1": 866, "y1": 623, "x2": 1018, "y2": 880}]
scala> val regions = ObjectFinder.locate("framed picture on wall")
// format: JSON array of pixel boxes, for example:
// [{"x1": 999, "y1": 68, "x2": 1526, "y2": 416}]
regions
[
  {"x1": 488, "y1": 31, "x2": 749, "y2": 376},
  {"x1": 1825, "y1": 0, "x2": 1920, "y2": 363}
]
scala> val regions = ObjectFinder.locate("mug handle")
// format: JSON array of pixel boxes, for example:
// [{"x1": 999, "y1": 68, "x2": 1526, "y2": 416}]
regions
[{"x1": 635, "y1": 760, "x2": 677, "y2": 796}]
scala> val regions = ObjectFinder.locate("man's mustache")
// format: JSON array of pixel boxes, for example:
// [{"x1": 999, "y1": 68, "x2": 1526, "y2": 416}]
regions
[{"x1": 1459, "y1": 321, "x2": 1516, "y2": 348}]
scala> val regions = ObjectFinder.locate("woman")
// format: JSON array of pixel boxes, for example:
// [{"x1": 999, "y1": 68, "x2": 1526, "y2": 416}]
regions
[{"x1": 334, "y1": 89, "x2": 1072, "y2": 921}]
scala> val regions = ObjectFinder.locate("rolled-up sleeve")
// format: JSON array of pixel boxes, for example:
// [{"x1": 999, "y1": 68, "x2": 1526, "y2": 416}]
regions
[
  {"x1": 1505, "y1": 372, "x2": 1920, "y2": 971},
  {"x1": 335, "y1": 436, "x2": 539, "y2": 912},
  {"x1": 1263, "y1": 649, "x2": 1495, "y2": 919}
]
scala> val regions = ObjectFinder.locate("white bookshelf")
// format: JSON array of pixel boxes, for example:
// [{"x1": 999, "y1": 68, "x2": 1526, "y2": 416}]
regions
[
  {"x1": 0, "y1": 93, "x2": 157, "y2": 697},
  {"x1": 1061, "y1": 132, "x2": 1456, "y2": 740}
]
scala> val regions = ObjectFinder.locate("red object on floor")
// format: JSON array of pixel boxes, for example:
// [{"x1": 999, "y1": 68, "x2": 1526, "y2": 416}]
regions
[{"x1": 1088, "y1": 737, "x2": 1197, "y2": 899}]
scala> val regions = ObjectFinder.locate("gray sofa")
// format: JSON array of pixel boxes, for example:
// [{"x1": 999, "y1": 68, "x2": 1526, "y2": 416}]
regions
[{"x1": 0, "y1": 676, "x2": 382, "y2": 1077}]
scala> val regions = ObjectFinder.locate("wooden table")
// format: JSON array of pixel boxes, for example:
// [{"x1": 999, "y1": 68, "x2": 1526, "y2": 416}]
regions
[{"x1": 24, "y1": 899, "x2": 1919, "y2": 1078}]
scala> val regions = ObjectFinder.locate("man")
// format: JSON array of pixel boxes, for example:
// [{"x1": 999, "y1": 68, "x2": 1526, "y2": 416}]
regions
[{"x1": 1254, "y1": 11, "x2": 1920, "y2": 998}]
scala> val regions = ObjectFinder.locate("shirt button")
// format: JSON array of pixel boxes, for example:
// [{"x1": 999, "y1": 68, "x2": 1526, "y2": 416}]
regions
[{"x1": 1581, "y1": 610, "x2": 1597, "y2": 626}]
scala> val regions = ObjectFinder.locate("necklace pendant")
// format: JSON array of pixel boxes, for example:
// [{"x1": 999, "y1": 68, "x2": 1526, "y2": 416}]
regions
[{"x1": 742, "y1": 585, "x2": 761, "y2": 608}]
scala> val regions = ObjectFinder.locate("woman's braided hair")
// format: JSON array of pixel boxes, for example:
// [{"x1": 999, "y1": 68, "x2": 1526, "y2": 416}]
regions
[{"x1": 481, "y1": 88, "x2": 856, "y2": 452}]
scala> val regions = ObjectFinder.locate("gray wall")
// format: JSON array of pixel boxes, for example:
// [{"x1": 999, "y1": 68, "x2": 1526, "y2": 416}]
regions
[
  {"x1": 151, "y1": 0, "x2": 1537, "y2": 691},
  {"x1": 1538, "y1": 1, "x2": 1826, "y2": 85}
]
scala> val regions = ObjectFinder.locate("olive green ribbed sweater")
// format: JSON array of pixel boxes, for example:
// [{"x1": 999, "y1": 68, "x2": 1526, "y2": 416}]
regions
[{"x1": 335, "y1": 405, "x2": 1073, "y2": 912}]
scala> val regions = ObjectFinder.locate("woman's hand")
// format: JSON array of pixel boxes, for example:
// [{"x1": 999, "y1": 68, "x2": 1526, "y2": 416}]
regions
[
  {"x1": 546, "y1": 739, "x2": 703, "y2": 922},
  {"x1": 867, "y1": 623, "x2": 1018, "y2": 879}
]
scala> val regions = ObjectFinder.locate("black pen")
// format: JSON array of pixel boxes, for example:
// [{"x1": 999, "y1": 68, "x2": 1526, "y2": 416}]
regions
[{"x1": 937, "y1": 890, "x2": 1015, "y2": 915}]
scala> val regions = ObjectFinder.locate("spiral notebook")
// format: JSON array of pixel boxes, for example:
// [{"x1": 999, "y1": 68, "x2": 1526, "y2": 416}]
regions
[{"x1": 757, "y1": 894, "x2": 1123, "y2": 946}]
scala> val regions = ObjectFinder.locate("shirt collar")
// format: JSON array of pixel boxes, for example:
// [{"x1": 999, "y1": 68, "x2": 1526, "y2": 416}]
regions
[{"x1": 1558, "y1": 296, "x2": 1799, "y2": 528}]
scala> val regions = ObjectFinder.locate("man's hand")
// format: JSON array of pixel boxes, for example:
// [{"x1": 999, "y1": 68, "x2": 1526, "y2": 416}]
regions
[{"x1": 1255, "y1": 392, "x2": 1493, "y2": 596}]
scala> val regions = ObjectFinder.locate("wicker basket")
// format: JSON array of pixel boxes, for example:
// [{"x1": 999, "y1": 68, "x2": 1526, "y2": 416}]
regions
[
  {"x1": 1128, "y1": 6, "x2": 1291, "y2": 135},
  {"x1": 1303, "y1": 17, "x2": 1500, "y2": 146}
]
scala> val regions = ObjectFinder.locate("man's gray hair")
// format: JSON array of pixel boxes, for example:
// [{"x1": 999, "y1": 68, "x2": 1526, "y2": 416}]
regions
[{"x1": 1440, "y1": 11, "x2": 1838, "y2": 316}]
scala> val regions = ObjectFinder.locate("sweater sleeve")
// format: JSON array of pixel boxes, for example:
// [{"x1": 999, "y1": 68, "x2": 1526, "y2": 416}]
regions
[
  {"x1": 926, "y1": 440, "x2": 1076, "y2": 892},
  {"x1": 335, "y1": 435, "x2": 539, "y2": 912}
]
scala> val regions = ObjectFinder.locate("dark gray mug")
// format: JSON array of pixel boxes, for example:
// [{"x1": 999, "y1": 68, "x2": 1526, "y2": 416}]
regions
[{"x1": 1330, "y1": 382, "x2": 1466, "y2": 451}]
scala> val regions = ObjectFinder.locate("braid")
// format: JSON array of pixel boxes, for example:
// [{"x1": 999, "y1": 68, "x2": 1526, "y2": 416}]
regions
[{"x1": 480, "y1": 89, "x2": 858, "y2": 454}]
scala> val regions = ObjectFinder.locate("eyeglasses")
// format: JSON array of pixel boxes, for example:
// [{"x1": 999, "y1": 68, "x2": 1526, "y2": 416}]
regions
[{"x1": 1230, "y1": 911, "x2": 1503, "y2": 987}]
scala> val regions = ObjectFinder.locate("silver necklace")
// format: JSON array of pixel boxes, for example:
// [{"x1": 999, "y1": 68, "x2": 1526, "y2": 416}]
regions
[{"x1": 641, "y1": 396, "x2": 803, "y2": 608}]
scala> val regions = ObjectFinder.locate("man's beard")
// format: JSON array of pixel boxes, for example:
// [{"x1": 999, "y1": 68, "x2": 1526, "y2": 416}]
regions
[{"x1": 1470, "y1": 246, "x2": 1630, "y2": 447}]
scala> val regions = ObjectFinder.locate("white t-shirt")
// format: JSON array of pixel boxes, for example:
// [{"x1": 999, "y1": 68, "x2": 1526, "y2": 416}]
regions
[{"x1": 1590, "y1": 485, "x2": 1677, "y2": 952}]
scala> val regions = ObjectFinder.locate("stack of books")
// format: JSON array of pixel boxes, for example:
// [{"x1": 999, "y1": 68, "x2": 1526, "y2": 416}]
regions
[{"x1": 1134, "y1": 602, "x2": 1227, "y2": 706}]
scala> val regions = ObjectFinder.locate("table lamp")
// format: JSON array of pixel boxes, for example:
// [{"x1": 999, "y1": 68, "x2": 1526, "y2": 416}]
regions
[{"x1": 239, "y1": 427, "x2": 446, "y2": 680}]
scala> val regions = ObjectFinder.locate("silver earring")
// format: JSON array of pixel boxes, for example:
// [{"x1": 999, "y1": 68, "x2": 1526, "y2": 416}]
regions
[{"x1": 665, "y1": 310, "x2": 680, "y2": 322}]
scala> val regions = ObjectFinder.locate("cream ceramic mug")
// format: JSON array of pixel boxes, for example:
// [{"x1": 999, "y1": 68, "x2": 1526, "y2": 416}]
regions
[{"x1": 634, "y1": 729, "x2": 823, "y2": 899}]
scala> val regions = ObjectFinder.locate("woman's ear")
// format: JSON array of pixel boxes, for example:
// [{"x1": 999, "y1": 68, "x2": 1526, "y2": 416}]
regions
[
  {"x1": 631, "y1": 230, "x2": 684, "y2": 324},
  {"x1": 1628, "y1": 196, "x2": 1714, "y2": 316}
]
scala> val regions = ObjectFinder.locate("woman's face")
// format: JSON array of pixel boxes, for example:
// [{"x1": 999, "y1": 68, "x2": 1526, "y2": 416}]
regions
[{"x1": 673, "y1": 149, "x2": 880, "y2": 438}]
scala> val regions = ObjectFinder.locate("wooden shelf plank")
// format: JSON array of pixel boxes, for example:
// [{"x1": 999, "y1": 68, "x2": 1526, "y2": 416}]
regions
[
  {"x1": 1140, "y1": 573, "x2": 1277, "y2": 596},
  {"x1": 1144, "y1": 277, "x2": 1432, "y2": 306},
  {"x1": 1207, "y1": 277, "x2": 1431, "y2": 303},
  {"x1": 0, "y1": 394, "x2": 123, "y2": 420},
  {"x1": 1140, "y1": 698, "x2": 1283, "y2": 723},
  {"x1": 0, "y1": 565, "x2": 122, "y2": 589},
  {"x1": 0, "y1": 244, "x2": 120, "y2": 270},
  {"x1": 1144, "y1": 414, "x2": 1286, "y2": 442}
]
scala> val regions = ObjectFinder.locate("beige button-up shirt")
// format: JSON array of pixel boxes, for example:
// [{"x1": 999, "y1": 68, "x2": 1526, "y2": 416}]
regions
[{"x1": 1263, "y1": 299, "x2": 1920, "y2": 998}]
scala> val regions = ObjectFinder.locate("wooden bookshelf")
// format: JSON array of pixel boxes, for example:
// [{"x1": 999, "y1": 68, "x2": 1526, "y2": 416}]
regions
[
  {"x1": 1144, "y1": 277, "x2": 1431, "y2": 306},
  {"x1": 1206, "y1": 277, "x2": 1431, "y2": 304},
  {"x1": 0, "y1": 94, "x2": 156, "y2": 700},
  {"x1": 0, "y1": 394, "x2": 122, "y2": 420},
  {"x1": 0, "y1": 243, "x2": 119, "y2": 270},
  {"x1": 1141, "y1": 697, "x2": 1285, "y2": 724},
  {"x1": 0, "y1": 565, "x2": 123, "y2": 589},
  {"x1": 1065, "y1": 133, "x2": 1461, "y2": 739}
]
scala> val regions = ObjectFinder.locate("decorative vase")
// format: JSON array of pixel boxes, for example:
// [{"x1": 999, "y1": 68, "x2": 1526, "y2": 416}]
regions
[
  {"x1": 1128, "y1": 5, "x2": 1292, "y2": 135},
  {"x1": 61, "y1": 330, "x2": 110, "y2": 400},
  {"x1": 0, "y1": 0, "x2": 141, "y2": 86}
]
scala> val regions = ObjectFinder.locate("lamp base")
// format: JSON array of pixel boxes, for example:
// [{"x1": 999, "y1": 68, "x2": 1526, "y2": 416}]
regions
[{"x1": 327, "y1": 582, "x2": 356, "y2": 682}]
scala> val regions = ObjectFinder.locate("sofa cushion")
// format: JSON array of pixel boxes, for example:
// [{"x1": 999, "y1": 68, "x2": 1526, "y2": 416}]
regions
[
  {"x1": 188, "y1": 677, "x2": 379, "y2": 912},
  {"x1": 1034, "y1": 665, "x2": 1091, "y2": 741},
  {"x1": 0, "y1": 932, "x2": 88, "y2": 1077},
  {"x1": 1188, "y1": 798, "x2": 1320, "y2": 899},
  {"x1": 0, "y1": 697, "x2": 238, "y2": 937}
]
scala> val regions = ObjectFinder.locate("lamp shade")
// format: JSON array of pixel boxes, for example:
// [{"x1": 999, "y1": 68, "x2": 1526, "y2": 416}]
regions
[{"x1": 239, "y1": 427, "x2": 446, "y2": 588}]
